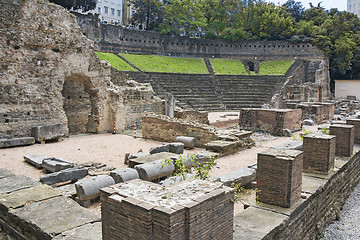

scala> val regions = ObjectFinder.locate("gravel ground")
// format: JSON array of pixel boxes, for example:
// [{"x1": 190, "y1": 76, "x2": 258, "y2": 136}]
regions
[{"x1": 323, "y1": 180, "x2": 360, "y2": 240}]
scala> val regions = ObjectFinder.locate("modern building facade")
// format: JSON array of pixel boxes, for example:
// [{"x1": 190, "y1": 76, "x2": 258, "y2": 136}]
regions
[
  {"x1": 348, "y1": 0, "x2": 360, "y2": 17},
  {"x1": 87, "y1": 0, "x2": 124, "y2": 24}
]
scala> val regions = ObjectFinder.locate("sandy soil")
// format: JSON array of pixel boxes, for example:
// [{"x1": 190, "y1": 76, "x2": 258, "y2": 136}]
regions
[{"x1": 0, "y1": 133, "x2": 200, "y2": 180}]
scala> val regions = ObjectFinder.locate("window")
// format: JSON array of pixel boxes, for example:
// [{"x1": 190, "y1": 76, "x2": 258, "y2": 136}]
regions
[
  {"x1": 104, "y1": 6, "x2": 108, "y2": 14},
  {"x1": 111, "y1": 8, "x2": 115, "y2": 15},
  {"x1": 97, "y1": 7, "x2": 101, "y2": 14},
  {"x1": 350, "y1": 5, "x2": 352, "y2": 10},
  {"x1": 117, "y1": 10, "x2": 121, "y2": 17}
]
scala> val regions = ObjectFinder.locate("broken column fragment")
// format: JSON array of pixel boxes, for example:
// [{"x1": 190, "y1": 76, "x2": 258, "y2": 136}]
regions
[
  {"x1": 110, "y1": 168, "x2": 140, "y2": 183},
  {"x1": 175, "y1": 136, "x2": 195, "y2": 149},
  {"x1": 168, "y1": 142, "x2": 184, "y2": 154},
  {"x1": 134, "y1": 159, "x2": 175, "y2": 181},
  {"x1": 149, "y1": 144, "x2": 170, "y2": 154},
  {"x1": 75, "y1": 175, "x2": 115, "y2": 202},
  {"x1": 40, "y1": 167, "x2": 88, "y2": 185}
]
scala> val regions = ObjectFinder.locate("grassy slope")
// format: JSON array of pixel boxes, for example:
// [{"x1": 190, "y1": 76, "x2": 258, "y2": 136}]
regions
[
  {"x1": 118, "y1": 53, "x2": 208, "y2": 74},
  {"x1": 210, "y1": 58, "x2": 248, "y2": 75},
  {"x1": 95, "y1": 52, "x2": 137, "y2": 71},
  {"x1": 259, "y1": 60, "x2": 295, "y2": 75}
]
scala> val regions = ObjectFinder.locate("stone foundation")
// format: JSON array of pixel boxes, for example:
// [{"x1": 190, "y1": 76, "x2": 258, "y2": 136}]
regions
[
  {"x1": 330, "y1": 124, "x2": 355, "y2": 157},
  {"x1": 257, "y1": 149, "x2": 303, "y2": 208},
  {"x1": 101, "y1": 179, "x2": 234, "y2": 240},
  {"x1": 174, "y1": 110, "x2": 209, "y2": 125},
  {"x1": 239, "y1": 108, "x2": 302, "y2": 136},
  {"x1": 303, "y1": 134, "x2": 336, "y2": 174}
]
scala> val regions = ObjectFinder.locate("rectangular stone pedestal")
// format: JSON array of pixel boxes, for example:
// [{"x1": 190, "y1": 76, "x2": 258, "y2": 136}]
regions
[
  {"x1": 303, "y1": 134, "x2": 336, "y2": 174},
  {"x1": 257, "y1": 149, "x2": 303, "y2": 208},
  {"x1": 330, "y1": 124, "x2": 354, "y2": 157},
  {"x1": 346, "y1": 119, "x2": 360, "y2": 144},
  {"x1": 101, "y1": 179, "x2": 234, "y2": 240}
]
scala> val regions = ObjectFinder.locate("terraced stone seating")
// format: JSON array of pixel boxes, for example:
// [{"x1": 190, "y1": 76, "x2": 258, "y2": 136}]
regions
[{"x1": 126, "y1": 72, "x2": 287, "y2": 111}]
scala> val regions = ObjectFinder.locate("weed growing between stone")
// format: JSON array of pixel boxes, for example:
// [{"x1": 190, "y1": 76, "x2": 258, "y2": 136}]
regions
[
  {"x1": 162, "y1": 154, "x2": 217, "y2": 180},
  {"x1": 231, "y1": 183, "x2": 261, "y2": 205},
  {"x1": 292, "y1": 128, "x2": 313, "y2": 141}
]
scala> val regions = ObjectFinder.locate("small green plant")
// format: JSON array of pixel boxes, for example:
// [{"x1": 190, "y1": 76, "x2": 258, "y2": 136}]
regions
[
  {"x1": 292, "y1": 129, "x2": 313, "y2": 141},
  {"x1": 162, "y1": 154, "x2": 216, "y2": 180},
  {"x1": 231, "y1": 183, "x2": 261, "y2": 205},
  {"x1": 320, "y1": 127, "x2": 330, "y2": 135},
  {"x1": 193, "y1": 156, "x2": 217, "y2": 180}
]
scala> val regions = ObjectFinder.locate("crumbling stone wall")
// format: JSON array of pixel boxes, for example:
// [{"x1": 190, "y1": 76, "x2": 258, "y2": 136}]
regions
[
  {"x1": 142, "y1": 114, "x2": 219, "y2": 147},
  {"x1": 0, "y1": 0, "x2": 162, "y2": 138},
  {"x1": 174, "y1": 110, "x2": 209, "y2": 125}
]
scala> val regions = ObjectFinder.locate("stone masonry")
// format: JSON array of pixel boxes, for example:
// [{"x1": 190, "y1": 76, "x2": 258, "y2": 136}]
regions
[
  {"x1": 101, "y1": 179, "x2": 234, "y2": 240},
  {"x1": 0, "y1": 0, "x2": 162, "y2": 140},
  {"x1": 330, "y1": 124, "x2": 355, "y2": 157},
  {"x1": 303, "y1": 133, "x2": 336, "y2": 174},
  {"x1": 257, "y1": 149, "x2": 303, "y2": 208}
]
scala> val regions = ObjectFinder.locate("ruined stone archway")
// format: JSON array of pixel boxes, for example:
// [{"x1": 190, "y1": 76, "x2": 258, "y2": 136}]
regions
[{"x1": 61, "y1": 74, "x2": 98, "y2": 134}]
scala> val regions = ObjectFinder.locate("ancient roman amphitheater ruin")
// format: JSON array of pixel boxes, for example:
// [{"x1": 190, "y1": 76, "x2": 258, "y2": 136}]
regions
[{"x1": 1, "y1": 0, "x2": 360, "y2": 239}]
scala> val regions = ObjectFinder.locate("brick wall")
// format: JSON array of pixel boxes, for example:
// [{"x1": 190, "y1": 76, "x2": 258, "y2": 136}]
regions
[
  {"x1": 286, "y1": 102, "x2": 335, "y2": 123},
  {"x1": 239, "y1": 108, "x2": 302, "y2": 136},
  {"x1": 257, "y1": 149, "x2": 303, "y2": 208},
  {"x1": 303, "y1": 134, "x2": 336, "y2": 174},
  {"x1": 101, "y1": 179, "x2": 234, "y2": 240},
  {"x1": 142, "y1": 115, "x2": 219, "y2": 147},
  {"x1": 346, "y1": 119, "x2": 360, "y2": 144},
  {"x1": 330, "y1": 124, "x2": 355, "y2": 157}
]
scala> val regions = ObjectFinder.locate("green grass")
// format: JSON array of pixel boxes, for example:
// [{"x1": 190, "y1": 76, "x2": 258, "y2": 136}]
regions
[
  {"x1": 258, "y1": 60, "x2": 295, "y2": 75},
  {"x1": 95, "y1": 52, "x2": 137, "y2": 71},
  {"x1": 210, "y1": 58, "x2": 248, "y2": 75},
  {"x1": 118, "y1": 53, "x2": 208, "y2": 74}
]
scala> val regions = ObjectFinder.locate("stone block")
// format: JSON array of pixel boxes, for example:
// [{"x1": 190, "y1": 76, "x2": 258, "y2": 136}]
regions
[
  {"x1": 176, "y1": 136, "x2": 195, "y2": 149},
  {"x1": 168, "y1": 142, "x2": 184, "y2": 154},
  {"x1": 0, "y1": 137, "x2": 35, "y2": 149},
  {"x1": 110, "y1": 168, "x2": 139, "y2": 183},
  {"x1": 303, "y1": 134, "x2": 336, "y2": 174},
  {"x1": 194, "y1": 151, "x2": 219, "y2": 164},
  {"x1": 0, "y1": 175, "x2": 41, "y2": 194},
  {"x1": 8, "y1": 196, "x2": 100, "y2": 239},
  {"x1": 135, "y1": 159, "x2": 175, "y2": 181},
  {"x1": 257, "y1": 149, "x2": 303, "y2": 208},
  {"x1": 346, "y1": 119, "x2": 360, "y2": 144},
  {"x1": 213, "y1": 168, "x2": 256, "y2": 187},
  {"x1": 0, "y1": 169, "x2": 14, "y2": 179},
  {"x1": 24, "y1": 154, "x2": 47, "y2": 168},
  {"x1": 40, "y1": 167, "x2": 88, "y2": 185},
  {"x1": 75, "y1": 175, "x2": 115, "y2": 201},
  {"x1": 330, "y1": 124, "x2": 355, "y2": 157},
  {"x1": 149, "y1": 144, "x2": 170, "y2": 154},
  {"x1": 128, "y1": 152, "x2": 178, "y2": 168},
  {"x1": 0, "y1": 185, "x2": 61, "y2": 212},
  {"x1": 205, "y1": 140, "x2": 250, "y2": 155},
  {"x1": 31, "y1": 123, "x2": 65, "y2": 142},
  {"x1": 52, "y1": 222, "x2": 102, "y2": 240},
  {"x1": 42, "y1": 158, "x2": 74, "y2": 173}
]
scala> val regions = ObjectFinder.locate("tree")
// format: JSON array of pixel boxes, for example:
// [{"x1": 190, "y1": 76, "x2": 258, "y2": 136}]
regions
[
  {"x1": 282, "y1": 0, "x2": 304, "y2": 22},
  {"x1": 130, "y1": 0, "x2": 164, "y2": 30},
  {"x1": 50, "y1": 0, "x2": 96, "y2": 12}
]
